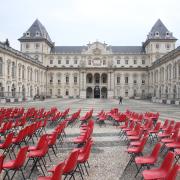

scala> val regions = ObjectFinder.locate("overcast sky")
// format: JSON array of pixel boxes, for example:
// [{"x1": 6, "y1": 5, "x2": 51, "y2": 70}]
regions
[{"x1": 0, "y1": 0, "x2": 180, "y2": 50}]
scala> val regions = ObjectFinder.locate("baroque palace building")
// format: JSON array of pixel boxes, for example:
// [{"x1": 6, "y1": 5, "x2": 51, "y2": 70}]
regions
[{"x1": 0, "y1": 19, "x2": 180, "y2": 104}]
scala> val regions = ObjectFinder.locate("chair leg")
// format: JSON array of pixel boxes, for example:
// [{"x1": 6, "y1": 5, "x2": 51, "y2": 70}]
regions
[
  {"x1": 86, "y1": 161, "x2": 90, "y2": 168},
  {"x1": 10, "y1": 170, "x2": 17, "y2": 180},
  {"x1": 20, "y1": 168, "x2": 26, "y2": 180},
  {"x1": 135, "y1": 165, "x2": 143, "y2": 177},
  {"x1": 84, "y1": 163, "x2": 89, "y2": 176},
  {"x1": 28, "y1": 158, "x2": 38, "y2": 178}
]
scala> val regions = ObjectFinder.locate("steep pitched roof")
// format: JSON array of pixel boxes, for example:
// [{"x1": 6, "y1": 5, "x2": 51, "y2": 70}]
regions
[
  {"x1": 147, "y1": 19, "x2": 176, "y2": 40},
  {"x1": 19, "y1": 19, "x2": 53, "y2": 46}
]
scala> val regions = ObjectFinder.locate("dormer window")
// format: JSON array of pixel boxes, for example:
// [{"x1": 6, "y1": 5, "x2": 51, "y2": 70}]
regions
[
  {"x1": 166, "y1": 32, "x2": 170, "y2": 37},
  {"x1": 36, "y1": 31, "x2": 40, "y2": 36},
  {"x1": 155, "y1": 31, "x2": 159, "y2": 37},
  {"x1": 26, "y1": 32, "x2": 30, "y2": 37}
]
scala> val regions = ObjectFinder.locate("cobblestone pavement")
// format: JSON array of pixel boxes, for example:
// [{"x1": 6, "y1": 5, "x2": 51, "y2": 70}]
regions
[{"x1": 0, "y1": 99, "x2": 180, "y2": 180}]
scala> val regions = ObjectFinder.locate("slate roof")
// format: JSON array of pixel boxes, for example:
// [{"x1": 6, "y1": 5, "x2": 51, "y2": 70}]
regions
[
  {"x1": 147, "y1": 19, "x2": 176, "y2": 40},
  {"x1": 51, "y1": 46, "x2": 145, "y2": 54},
  {"x1": 19, "y1": 19, "x2": 53, "y2": 46},
  {"x1": 111, "y1": 46, "x2": 144, "y2": 53}
]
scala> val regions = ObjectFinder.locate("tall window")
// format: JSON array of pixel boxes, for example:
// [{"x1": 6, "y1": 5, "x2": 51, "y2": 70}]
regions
[
  {"x1": 74, "y1": 76, "x2": 77, "y2": 84},
  {"x1": 12, "y1": 62, "x2": 16, "y2": 78},
  {"x1": 66, "y1": 90, "x2": 69, "y2": 96},
  {"x1": 117, "y1": 60, "x2": 120, "y2": 64},
  {"x1": 117, "y1": 76, "x2": 120, "y2": 84},
  {"x1": 66, "y1": 76, "x2": 69, "y2": 84},
  {"x1": 103, "y1": 60, "x2": 106, "y2": 65},
  {"x1": 50, "y1": 60, "x2": 53, "y2": 64},
  {"x1": 88, "y1": 60, "x2": 91, "y2": 65},
  {"x1": 35, "y1": 43, "x2": 40, "y2": 49},
  {"x1": 22, "y1": 65, "x2": 25, "y2": 80},
  {"x1": 74, "y1": 59, "x2": 78, "y2": 64},
  {"x1": 125, "y1": 76, "x2": 128, "y2": 84},
  {"x1": 58, "y1": 60, "x2": 61, "y2": 64},
  {"x1": 57, "y1": 89, "x2": 61, "y2": 96},
  {"x1": 7, "y1": 61, "x2": 10, "y2": 76},
  {"x1": 18, "y1": 65, "x2": 21, "y2": 79},
  {"x1": 66, "y1": 59, "x2": 69, "y2": 64},
  {"x1": 0, "y1": 57, "x2": 3, "y2": 76}
]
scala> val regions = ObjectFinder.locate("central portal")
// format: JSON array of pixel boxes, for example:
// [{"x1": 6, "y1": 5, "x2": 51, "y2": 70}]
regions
[{"x1": 94, "y1": 86, "x2": 100, "y2": 98}]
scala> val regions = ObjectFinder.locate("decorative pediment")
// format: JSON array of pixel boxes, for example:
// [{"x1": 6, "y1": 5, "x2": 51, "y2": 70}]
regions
[{"x1": 84, "y1": 41, "x2": 110, "y2": 55}]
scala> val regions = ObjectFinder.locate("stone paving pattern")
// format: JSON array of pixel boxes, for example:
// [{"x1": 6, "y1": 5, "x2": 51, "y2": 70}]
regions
[{"x1": 0, "y1": 99, "x2": 180, "y2": 180}]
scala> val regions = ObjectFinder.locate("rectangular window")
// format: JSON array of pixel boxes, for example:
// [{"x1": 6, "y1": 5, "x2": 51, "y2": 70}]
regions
[
  {"x1": 74, "y1": 77, "x2": 77, "y2": 84},
  {"x1": 117, "y1": 77, "x2": 120, "y2": 84},
  {"x1": 142, "y1": 80, "x2": 145, "y2": 85},
  {"x1": 58, "y1": 60, "x2": 61, "y2": 64},
  {"x1": 117, "y1": 60, "x2": 120, "y2": 64},
  {"x1": 66, "y1": 59, "x2": 69, "y2": 64},
  {"x1": 35, "y1": 43, "x2": 40, "y2": 49},
  {"x1": 50, "y1": 60, "x2": 53, "y2": 64},
  {"x1": 74, "y1": 59, "x2": 77, "y2": 64},
  {"x1": 133, "y1": 80, "x2": 137, "y2": 84},
  {"x1": 66, "y1": 76, "x2": 69, "y2": 84},
  {"x1": 166, "y1": 44, "x2": 170, "y2": 49},
  {"x1": 156, "y1": 44, "x2": 159, "y2": 49},
  {"x1": 58, "y1": 79, "x2": 61, "y2": 84},
  {"x1": 26, "y1": 43, "x2": 29, "y2": 49},
  {"x1": 125, "y1": 60, "x2": 128, "y2": 64},
  {"x1": 50, "y1": 89, "x2": 52, "y2": 96},
  {"x1": 134, "y1": 59, "x2": 137, "y2": 64},
  {"x1": 88, "y1": 60, "x2": 91, "y2": 65},
  {"x1": 125, "y1": 77, "x2": 128, "y2": 84},
  {"x1": 142, "y1": 59, "x2": 145, "y2": 64},
  {"x1": 58, "y1": 89, "x2": 60, "y2": 95},
  {"x1": 103, "y1": 60, "x2": 106, "y2": 65}
]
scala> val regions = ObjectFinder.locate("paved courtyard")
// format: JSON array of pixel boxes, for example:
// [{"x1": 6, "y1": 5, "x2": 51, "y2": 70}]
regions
[{"x1": 0, "y1": 99, "x2": 180, "y2": 180}]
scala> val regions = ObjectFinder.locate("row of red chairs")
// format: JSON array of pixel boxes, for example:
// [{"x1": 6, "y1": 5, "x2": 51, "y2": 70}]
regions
[
  {"x1": 0, "y1": 116, "x2": 68, "y2": 179},
  {"x1": 118, "y1": 110, "x2": 180, "y2": 179}
]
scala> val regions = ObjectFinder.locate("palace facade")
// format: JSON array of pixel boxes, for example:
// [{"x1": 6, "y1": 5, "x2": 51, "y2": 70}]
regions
[{"x1": 0, "y1": 19, "x2": 180, "y2": 104}]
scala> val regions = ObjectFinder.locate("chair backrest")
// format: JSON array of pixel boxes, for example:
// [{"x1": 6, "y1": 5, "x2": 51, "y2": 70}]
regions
[
  {"x1": 162, "y1": 119, "x2": 169, "y2": 128},
  {"x1": 2, "y1": 132, "x2": 14, "y2": 148},
  {"x1": 160, "y1": 151, "x2": 174, "y2": 173},
  {"x1": 14, "y1": 146, "x2": 29, "y2": 168},
  {"x1": 154, "y1": 122, "x2": 161, "y2": 131},
  {"x1": 81, "y1": 141, "x2": 93, "y2": 162},
  {"x1": 138, "y1": 136, "x2": 148, "y2": 152},
  {"x1": 63, "y1": 149, "x2": 79, "y2": 173},
  {"x1": 36, "y1": 134, "x2": 48, "y2": 149},
  {"x1": 151, "y1": 143, "x2": 161, "y2": 161},
  {"x1": 52, "y1": 162, "x2": 65, "y2": 180},
  {"x1": 0, "y1": 154, "x2": 5, "y2": 173},
  {"x1": 165, "y1": 164, "x2": 179, "y2": 180}
]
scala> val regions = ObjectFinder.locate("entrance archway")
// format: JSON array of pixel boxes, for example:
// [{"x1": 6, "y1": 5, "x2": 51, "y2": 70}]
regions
[
  {"x1": 86, "y1": 87, "x2": 93, "y2": 98},
  {"x1": 94, "y1": 86, "x2": 100, "y2": 98},
  {"x1": 101, "y1": 87, "x2": 107, "y2": 98}
]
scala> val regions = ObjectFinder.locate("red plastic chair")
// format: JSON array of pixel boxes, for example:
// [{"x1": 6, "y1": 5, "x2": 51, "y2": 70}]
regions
[
  {"x1": 134, "y1": 143, "x2": 161, "y2": 177},
  {"x1": 148, "y1": 122, "x2": 161, "y2": 142},
  {"x1": 0, "y1": 154, "x2": 5, "y2": 174},
  {"x1": 142, "y1": 151, "x2": 175, "y2": 179},
  {"x1": 27, "y1": 137, "x2": 49, "y2": 178},
  {"x1": 165, "y1": 163, "x2": 179, "y2": 180},
  {"x1": 38, "y1": 162, "x2": 65, "y2": 180},
  {"x1": 78, "y1": 140, "x2": 93, "y2": 175},
  {"x1": 49, "y1": 149, "x2": 82, "y2": 180},
  {"x1": 124, "y1": 136, "x2": 148, "y2": 171},
  {"x1": 0, "y1": 132, "x2": 14, "y2": 158},
  {"x1": 3, "y1": 146, "x2": 29, "y2": 180}
]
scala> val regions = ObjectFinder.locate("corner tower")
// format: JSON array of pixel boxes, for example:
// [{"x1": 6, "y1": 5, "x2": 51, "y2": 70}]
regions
[
  {"x1": 143, "y1": 19, "x2": 177, "y2": 64},
  {"x1": 18, "y1": 19, "x2": 54, "y2": 64}
]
